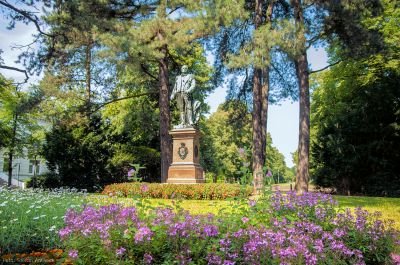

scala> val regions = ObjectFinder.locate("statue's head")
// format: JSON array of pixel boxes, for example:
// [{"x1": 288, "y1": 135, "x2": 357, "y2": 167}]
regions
[{"x1": 181, "y1": 65, "x2": 188, "y2": 74}]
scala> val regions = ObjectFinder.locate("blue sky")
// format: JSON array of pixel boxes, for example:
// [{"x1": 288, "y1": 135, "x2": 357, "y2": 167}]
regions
[{"x1": 0, "y1": 16, "x2": 329, "y2": 168}]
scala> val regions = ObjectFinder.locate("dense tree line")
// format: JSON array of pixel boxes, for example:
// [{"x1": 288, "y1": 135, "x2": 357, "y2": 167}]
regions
[
  {"x1": 200, "y1": 101, "x2": 293, "y2": 184},
  {"x1": 311, "y1": 0, "x2": 400, "y2": 196}
]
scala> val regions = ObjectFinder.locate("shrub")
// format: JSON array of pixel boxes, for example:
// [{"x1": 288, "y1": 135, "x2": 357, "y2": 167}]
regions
[
  {"x1": 101, "y1": 183, "x2": 253, "y2": 200},
  {"x1": 59, "y1": 191, "x2": 399, "y2": 265},
  {"x1": 26, "y1": 172, "x2": 61, "y2": 189},
  {"x1": 0, "y1": 187, "x2": 86, "y2": 255}
]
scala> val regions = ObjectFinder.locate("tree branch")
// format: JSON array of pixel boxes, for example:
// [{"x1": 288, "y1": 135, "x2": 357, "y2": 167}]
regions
[
  {"x1": 0, "y1": 65, "x2": 29, "y2": 83},
  {"x1": 306, "y1": 31, "x2": 326, "y2": 49},
  {"x1": 168, "y1": 6, "x2": 182, "y2": 15},
  {"x1": 140, "y1": 63, "x2": 158, "y2": 80},
  {"x1": 0, "y1": 0, "x2": 52, "y2": 37},
  {"x1": 91, "y1": 91, "x2": 158, "y2": 113},
  {"x1": 270, "y1": 62, "x2": 287, "y2": 85},
  {"x1": 309, "y1": 60, "x2": 341, "y2": 74}
]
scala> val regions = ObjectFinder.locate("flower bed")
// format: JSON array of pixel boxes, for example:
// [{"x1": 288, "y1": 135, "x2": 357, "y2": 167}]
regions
[
  {"x1": 60, "y1": 191, "x2": 400, "y2": 265},
  {"x1": 1, "y1": 249, "x2": 64, "y2": 264},
  {"x1": 0, "y1": 187, "x2": 85, "y2": 255},
  {"x1": 102, "y1": 183, "x2": 253, "y2": 200}
]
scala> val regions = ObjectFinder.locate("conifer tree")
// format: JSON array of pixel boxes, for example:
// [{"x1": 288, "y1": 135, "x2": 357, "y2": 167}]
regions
[
  {"x1": 288, "y1": 0, "x2": 385, "y2": 193},
  {"x1": 105, "y1": 0, "x2": 243, "y2": 182},
  {"x1": 291, "y1": 0, "x2": 310, "y2": 193},
  {"x1": 214, "y1": 0, "x2": 293, "y2": 192}
]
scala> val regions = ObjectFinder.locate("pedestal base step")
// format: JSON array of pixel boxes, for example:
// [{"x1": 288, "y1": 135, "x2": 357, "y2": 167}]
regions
[{"x1": 166, "y1": 178, "x2": 205, "y2": 184}]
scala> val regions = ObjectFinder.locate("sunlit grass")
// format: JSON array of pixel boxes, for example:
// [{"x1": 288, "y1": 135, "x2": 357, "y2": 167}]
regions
[
  {"x1": 87, "y1": 195, "x2": 234, "y2": 215},
  {"x1": 334, "y1": 195, "x2": 400, "y2": 229},
  {"x1": 88, "y1": 193, "x2": 400, "y2": 229}
]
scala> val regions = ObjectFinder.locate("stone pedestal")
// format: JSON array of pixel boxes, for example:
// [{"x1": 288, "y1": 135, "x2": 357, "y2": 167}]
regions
[{"x1": 167, "y1": 127, "x2": 205, "y2": 183}]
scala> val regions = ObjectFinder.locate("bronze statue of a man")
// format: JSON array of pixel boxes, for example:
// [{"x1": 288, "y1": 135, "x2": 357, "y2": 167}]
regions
[{"x1": 171, "y1": 65, "x2": 197, "y2": 128}]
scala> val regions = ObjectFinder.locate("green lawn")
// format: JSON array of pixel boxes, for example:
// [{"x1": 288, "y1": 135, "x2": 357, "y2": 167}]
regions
[
  {"x1": 334, "y1": 195, "x2": 400, "y2": 228},
  {"x1": 89, "y1": 194, "x2": 400, "y2": 229}
]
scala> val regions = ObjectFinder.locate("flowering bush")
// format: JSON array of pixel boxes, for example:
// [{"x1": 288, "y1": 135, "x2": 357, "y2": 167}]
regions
[
  {"x1": 60, "y1": 191, "x2": 399, "y2": 264},
  {"x1": 102, "y1": 183, "x2": 253, "y2": 200}
]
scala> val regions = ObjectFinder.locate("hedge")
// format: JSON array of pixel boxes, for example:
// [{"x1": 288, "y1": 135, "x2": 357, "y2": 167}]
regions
[{"x1": 101, "y1": 183, "x2": 253, "y2": 200}]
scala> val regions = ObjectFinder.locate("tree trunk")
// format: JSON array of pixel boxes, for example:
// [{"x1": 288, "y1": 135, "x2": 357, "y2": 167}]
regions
[
  {"x1": 293, "y1": 0, "x2": 310, "y2": 194},
  {"x1": 7, "y1": 114, "x2": 18, "y2": 187},
  {"x1": 7, "y1": 151, "x2": 13, "y2": 187},
  {"x1": 252, "y1": 68, "x2": 263, "y2": 194},
  {"x1": 158, "y1": 41, "x2": 172, "y2": 183},
  {"x1": 261, "y1": 1, "x2": 274, "y2": 174},
  {"x1": 252, "y1": 0, "x2": 265, "y2": 194},
  {"x1": 261, "y1": 67, "x2": 269, "y2": 161},
  {"x1": 85, "y1": 41, "x2": 92, "y2": 111}
]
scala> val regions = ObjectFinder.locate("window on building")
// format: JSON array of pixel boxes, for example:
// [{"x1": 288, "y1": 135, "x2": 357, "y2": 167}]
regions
[
  {"x1": 2, "y1": 158, "x2": 9, "y2": 172},
  {"x1": 29, "y1": 160, "x2": 40, "y2": 174}
]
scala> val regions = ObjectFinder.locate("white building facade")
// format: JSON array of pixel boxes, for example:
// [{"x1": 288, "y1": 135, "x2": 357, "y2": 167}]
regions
[{"x1": 0, "y1": 148, "x2": 49, "y2": 185}]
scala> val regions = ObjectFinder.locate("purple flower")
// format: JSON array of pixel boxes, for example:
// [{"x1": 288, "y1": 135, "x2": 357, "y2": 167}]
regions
[
  {"x1": 266, "y1": 170, "x2": 272, "y2": 177},
  {"x1": 203, "y1": 224, "x2": 219, "y2": 237},
  {"x1": 135, "y1": 226, "x2": 153, "y2": 243},
  {"x1": 248, "y1": 200, "x2": 256, "y2": 207},
  {"x1": 59, "y1": 227, "x2": 72, "y2": 238},
  {"x1": 127, "y1": 168, "x2": 136, "y2": 177},
  {"x1": 144, "y1": 253, "x2": 153, "y2": 264},
  {"x1": 141, "y1": 184, "x2": 149, "y2": 192},
  {"x1": 116, "y1": 247, "x2": 126, "y2": 256},
  {"x1": 207, "y1": 253, "x2": 222, "y2": 264},
  {"x1": 68, "y1": 249, "x2": 78, "y2": 259}
]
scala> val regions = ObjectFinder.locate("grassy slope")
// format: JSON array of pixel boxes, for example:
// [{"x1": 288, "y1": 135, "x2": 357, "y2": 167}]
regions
[{"x1": 89, "y1": 194, "x2": 400, "y2": 229}]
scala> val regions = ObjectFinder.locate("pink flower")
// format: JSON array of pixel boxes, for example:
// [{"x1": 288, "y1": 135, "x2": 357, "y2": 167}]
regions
[
  {"x1": 241, "y1": 217, "x2": 249, "y2": 223},
  {"x1": 68, "y1": 249, "x2": 78, "y2": 259},
  {"x1": 141, "y1": 184, "x2": 149, "y2": 192},
  {"x1": 238, "y1": 147, "x2": 245, "y2": 157},
  {"x1": 391, "y1": 253, "x2": 400, "y2": 264}
]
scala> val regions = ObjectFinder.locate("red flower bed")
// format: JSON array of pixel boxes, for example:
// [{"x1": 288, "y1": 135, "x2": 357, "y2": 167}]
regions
[
  {"x1": 102, "y1": 183, "x2": 252, "y2": 200},
  {"x1": 1, "y1": 249, "x2": 69, "y2": 264}
]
